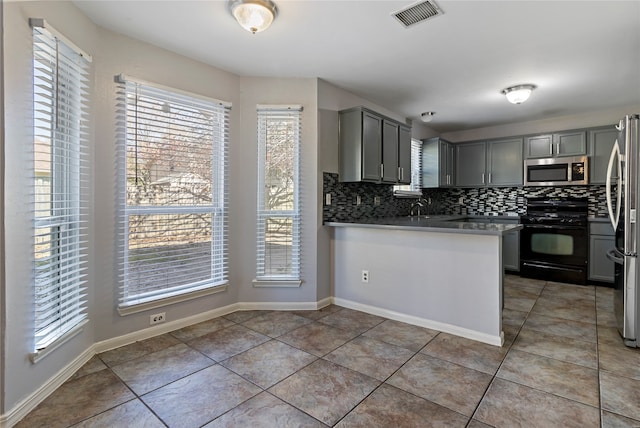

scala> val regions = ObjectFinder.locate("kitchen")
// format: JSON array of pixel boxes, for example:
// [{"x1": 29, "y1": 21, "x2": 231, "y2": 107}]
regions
[
  {"x1": 325, "y1": 105, "x2": 636, "y2": 343},
  {"x1": 3, "y1": 1, "x2": 640, "y2": 427}
]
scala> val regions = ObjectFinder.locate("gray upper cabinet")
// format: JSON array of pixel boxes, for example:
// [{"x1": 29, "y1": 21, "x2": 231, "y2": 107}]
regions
[
  {"x1": 589, "y1": 126, "x2": 618, "y2": 185},
  {"x1": 339, "y1": 107, "x2": 411, "y2": 184},
  {"x1": 525, "y1": 130, "x2": 586, "y2": 158},
  {"x1": 421, "y1": 137, "x2": 455, "y2": 188},
  {"x1": 456, "y1": 142, "x2": 486, "y2": 187},
  {"x1": 556, "y1": 131, "x2": 587, "y2": 156},
  {"x1": 398, "y1": 126, "x2": 412, "y2": 184},
  {"x1": 487, "y1": 138, "x2": 523, "y2": 186},
  {"x1": 361, "y1": 112, "x2": 382, "y2": 181},
  {"x1": 456, "y1": 138, "x2": 523, "y2": 187},
  {"x1": 382, "y1": 120, "x2": 399, "y2": 183},
  {"x1": 526, "y1": 134, "x2": 554, "y2": 158}
]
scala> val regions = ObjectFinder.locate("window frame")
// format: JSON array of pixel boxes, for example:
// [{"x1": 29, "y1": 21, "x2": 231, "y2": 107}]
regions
[
  {"x1": 253, "y1": 105, "x2": 303, "y2": 287},
  {"x1": 116, "y1": 75, "x2": 230, "y2": 314},
  {"x1": 30, "y1": 19, "x2": 91, "y2": 362}
]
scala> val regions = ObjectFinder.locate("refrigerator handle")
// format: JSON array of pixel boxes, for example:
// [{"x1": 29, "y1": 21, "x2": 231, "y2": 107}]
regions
[
  {"x1": 606, "y1": 248, "x2": 625, "y2": 265},
  {"x1": 606, "y1": 140, "x2": 622, "y2": 232}
]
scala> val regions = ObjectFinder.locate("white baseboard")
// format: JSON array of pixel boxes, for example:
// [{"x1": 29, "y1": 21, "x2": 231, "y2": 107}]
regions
[
  {"x1": 1, "y1": 298, "x2": 333, "y2": 427},
  {"x1": 2, "y1": 346, "x2": 95, "y2": 428},
  {"x1": 333, "y1": 297, "x2": 504, "y2": 347},
  {"x1": 94, "y1": 302, "x2": 241, "y2": 354}
]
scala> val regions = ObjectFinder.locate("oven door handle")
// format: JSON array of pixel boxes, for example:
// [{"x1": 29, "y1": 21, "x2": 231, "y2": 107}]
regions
[
  {"x1": 606, "y1": 248, "x2": 625, "y2": 265},
  {"x1": 524, "y1": 224, "x2": 586, "y2": 230}
]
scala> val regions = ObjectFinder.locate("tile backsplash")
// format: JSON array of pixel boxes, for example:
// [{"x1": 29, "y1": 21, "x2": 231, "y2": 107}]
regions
[{"x1": 323, "y1": 172, "x2": 608, "y2": 223}]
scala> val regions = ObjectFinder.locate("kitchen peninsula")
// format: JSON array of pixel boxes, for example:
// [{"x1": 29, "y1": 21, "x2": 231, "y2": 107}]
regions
[{"x1": 327, "y1": 216, "x2": 522, "y2": 346}]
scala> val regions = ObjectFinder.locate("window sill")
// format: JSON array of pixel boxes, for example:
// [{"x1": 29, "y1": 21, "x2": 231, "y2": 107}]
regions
[
  {"x1": 118, "y1": 283, "x2": 228, "y2": 316},
  {"x1": 252, "y1": 279, "x2": 302, "y2": 288},
  {"x1": 29, "y1": 318, "x2": 89, "y2": 364}
]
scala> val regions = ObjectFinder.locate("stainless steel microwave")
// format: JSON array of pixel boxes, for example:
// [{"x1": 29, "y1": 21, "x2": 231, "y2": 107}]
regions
[{"x1": 524, "y1": 156, "x2": 589, "y2": 186}]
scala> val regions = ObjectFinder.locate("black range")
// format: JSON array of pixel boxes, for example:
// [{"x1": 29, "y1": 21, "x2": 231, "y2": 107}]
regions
[{"x1": 520, "y1": 197, "x2": 589, "y2": 285}]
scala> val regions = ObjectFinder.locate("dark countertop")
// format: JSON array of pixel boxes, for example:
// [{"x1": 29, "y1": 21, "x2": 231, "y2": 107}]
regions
[{"x1": 326, "y1": 215, "x2": 523, "y2": 236}]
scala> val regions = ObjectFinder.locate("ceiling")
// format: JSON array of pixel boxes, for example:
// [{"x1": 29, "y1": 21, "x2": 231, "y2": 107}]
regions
[{"x1": 73, "y1": 0, "x2": 640, "y2": 133}]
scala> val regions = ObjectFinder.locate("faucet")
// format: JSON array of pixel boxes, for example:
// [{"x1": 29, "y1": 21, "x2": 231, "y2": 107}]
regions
[{"x1": 410, "y1": 200, "x2": 425, "y2": 216}]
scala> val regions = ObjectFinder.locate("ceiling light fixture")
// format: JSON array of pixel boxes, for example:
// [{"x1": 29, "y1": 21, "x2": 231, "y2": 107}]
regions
[
  {"x1": 421, "y1": 112, "x2": 435, "y2": 123},
  {"x1": 228, "y1": 0, "x2": 278, "y2": 34},
  {"x1": 501, "y1": 84, "x2": 536, "y2": 104}
]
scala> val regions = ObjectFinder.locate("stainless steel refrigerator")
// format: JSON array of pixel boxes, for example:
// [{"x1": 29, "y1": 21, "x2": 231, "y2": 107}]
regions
[{"x1": 606, "y1": 114, "x2": 639, "y2": 348}]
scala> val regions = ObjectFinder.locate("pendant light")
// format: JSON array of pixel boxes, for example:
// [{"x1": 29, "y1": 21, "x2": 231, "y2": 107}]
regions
[{"x1": 228, "y1": 0, "x2": 278, "y2": 34}]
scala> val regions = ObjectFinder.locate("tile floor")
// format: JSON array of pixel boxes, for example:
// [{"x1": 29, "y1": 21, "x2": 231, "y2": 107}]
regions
[{"x1": 14, "y1": 275, "x2": 640, "y2": 427}]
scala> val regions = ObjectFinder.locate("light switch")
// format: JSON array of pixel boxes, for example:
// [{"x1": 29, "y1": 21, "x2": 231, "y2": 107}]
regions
[{"x1": 325, "y1": 193, "x2": 331, "y2": 205}]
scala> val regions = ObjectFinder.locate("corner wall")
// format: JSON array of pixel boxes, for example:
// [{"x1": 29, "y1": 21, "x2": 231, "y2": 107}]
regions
[{"x1": 0, "y1": 0, "x2": 6, "y2": 416}]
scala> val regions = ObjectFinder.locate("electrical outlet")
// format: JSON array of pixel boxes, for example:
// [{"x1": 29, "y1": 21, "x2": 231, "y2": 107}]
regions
[
  {"x1": 356, "y1": 195, "x2": 362, "y2": 205},
  {"x1": 150, "y1": 312, "x2": 166, "y2": 325},
  {"x1": 325, "y1": 193, "x2": 332, "y2": 205},
  {"x1": 374, "y1": 196, "x2": 381, "y2": 206},
  {"x1": 361, "y1": 270, "x2": 369, "y2": 283},
  {"x1": 459, "y1": 197, "x2": 464, "y2": 205}
]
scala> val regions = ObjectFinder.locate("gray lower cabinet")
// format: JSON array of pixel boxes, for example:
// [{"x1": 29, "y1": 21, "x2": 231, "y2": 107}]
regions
[
  {"x1": 589, "y1": 221, "x2": 615, "y2": 283},
  {"x1": 525, "y1": 130, "x2": 587, "y2": 158},
  {"x1": 339, "y1": 107, "x2": 411, "y2": 184},
  {"x1": 455, "y1": 138, "x2": 523, "y2": 187},
  {"x1": 589, "y1": 127, "x2": 618, "y2": 185},
  {"x1": 494, "y1": 218, "x2": 520, "y2": 272}
]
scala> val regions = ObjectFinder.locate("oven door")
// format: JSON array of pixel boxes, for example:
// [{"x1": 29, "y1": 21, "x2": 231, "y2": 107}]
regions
[{"x1": 520, "y1": 223, "x2": 588, "y2": 283}]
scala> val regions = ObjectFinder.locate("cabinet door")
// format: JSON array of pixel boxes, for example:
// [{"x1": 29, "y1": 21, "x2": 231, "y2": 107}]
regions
[
  {"x1": 421, "y1": 139, "x2": 439, "y2": 188},
  {"x1": 440, "y1": 142, "x2": 456, "y2": 187},
  {"x1": 526, "y1": 135, "x2": 553, "y2": 158},
  {"x1": 456, "y1": 142, "x2": 487, "y2": 187},
  {"x1": 555, "y1": 131, "x2": 586, "y2": 156},
  {"x1": 589, "y1": 235, "x2": 615, "y2": 282},
  {"x1": 503, "y1": 231, "x2": 520, "y2": 272},
  {"x1": 381, "y1": 120, "x2": 399, "y2": 183},
  {"x1": 487, "y1": 138, "x2": 523, "y2": 186},
  {"x1": 589, "y1": 128, "x2": 618, "y2": 185},
  {"x1": 362, "y1": 112, "x2": 382, "y2": 181},
  {"x1": 398, "y1": 126, "x2": 411, "y2": 184}
]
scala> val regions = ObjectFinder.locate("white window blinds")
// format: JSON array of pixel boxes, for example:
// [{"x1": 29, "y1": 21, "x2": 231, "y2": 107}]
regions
[
  {"x1": 394, "y1": 138, "x2": 423, "y2": 196},
  {"x1": 256, "y1": 105, "x2": 302, "y2": 282},
  {"x1": 31, "y1": 19, "x2": 91, "y2": 354},
  {"x1": 116, "y1": 75, "x2": 230, "y2": 311}
]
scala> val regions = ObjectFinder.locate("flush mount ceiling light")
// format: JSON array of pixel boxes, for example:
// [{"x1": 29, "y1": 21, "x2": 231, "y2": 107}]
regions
[
  {"x1": 501, "y1": 84, "x2": 536, "y2": 104},
  {"x1": 420, "y1": 111, "x2": 435, "y2": 123},
  {"x1": 228, "y1": 0, "x2": 278, "y2": 34}
]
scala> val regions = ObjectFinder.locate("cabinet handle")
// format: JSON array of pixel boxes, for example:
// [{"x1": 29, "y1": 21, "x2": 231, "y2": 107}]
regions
[
  {"x1": 447, "y1": 174, "x2": 450, "y2": 185},
  {"x1": 550, "y1": 143, "x2": 553, "y2": 155},
  {"x1": 380, "y1": 164, "x2": 384, "y2": 178},
  {"x1": 556, "y1": 142, "x2": 560, "y2": 154},
  {"x1": 482, "y1": 173, "x2": 485, "y2": 184},
  {"x1": 488, "y1": 172, "x2": 492, "y2": 184},
  {"x1": 398, "y1": 167, "x2": 403, "y2": 181}
]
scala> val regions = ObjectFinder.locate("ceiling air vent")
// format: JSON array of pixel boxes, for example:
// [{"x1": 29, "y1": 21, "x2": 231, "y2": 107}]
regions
[{"x1": 392, "y1": 0, "x2": 443, "y2": 28}]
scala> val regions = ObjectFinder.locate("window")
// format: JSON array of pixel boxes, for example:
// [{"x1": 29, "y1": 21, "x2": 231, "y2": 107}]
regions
[
  {"x1": 393, "y1": 138, "x2": 423, "y2": 196},
  {"x1": 31, "y1": 19, "x2": 91, "y2": 358},
  {"x1": 254, "y1": 105, "x2": 302, "y2": 286},
  {"x1": 116, "y1": 75, "x2": 230, "y2": 313}
]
